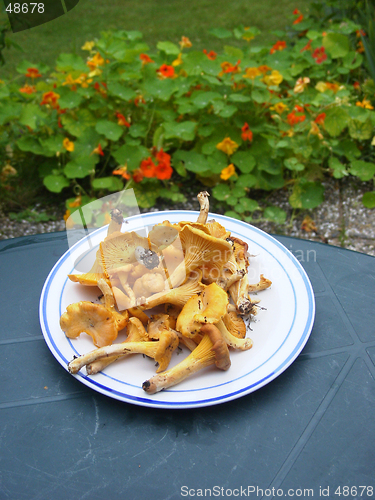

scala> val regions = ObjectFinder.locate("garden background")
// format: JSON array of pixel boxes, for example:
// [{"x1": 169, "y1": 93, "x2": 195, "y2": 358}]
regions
[{"x1": 1, "y1": 0, "x2": 375, "y2": 254}]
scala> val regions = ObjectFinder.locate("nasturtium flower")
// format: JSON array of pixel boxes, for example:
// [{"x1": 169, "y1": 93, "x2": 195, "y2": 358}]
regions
[
  {"x1": 309, "y1": 122, "x2": 323, "y2": 140},
  {"x1": 312, "y1": 47, "x2": 327, "y2": 64},
  {"x1": 216, "y1": 137, "x2": 239, "y2": 155},
  {"x1": 356, "y1": 99, "x2": 374, "y2": 110},
  {"x1": 172, "y1": 53, "x2": 183, "y2": 67},
  {"x1": 293, "y1": 9, "x2": 304, "y2": 24},
  {"x1": 0, "y1": 164, "x2": 17, "y2": 181},
  {"x1": 314, "y1": 113, "x2": 326, "y2": 125},
  {"x1": 113, "y1": 165, "x2": 131, "y2": 180},
  {"x1": 140, "y1": 157, "x2": 157, "y2": 177},
  {"x1": 294, "y1": 77, "x2": 310, "y2": 93},
  {"x1": 241, "y1": 123, "x2": 253, "y2": 142},
  {"x1": 287, "y1": 106, "x2": 306, "y2": 126},
  {"x1": 140, "y1": 53, "x2": 154, "y2": 65},
  {"x1": 220, "y1": 164, "x2": 236, "y2": 180},
  {"x1": 155, "y1": 148, "x2": 171, "y2": 167},
  {"x1": 63, "y1": 138, "x2": 75, "y2": 152},
  {"x1": 179, "y1": 36, "x2": 192, "y2": 49},
  {"x1": 93, "y1": 144, "x2": 105, "y2": 156},
  {"x1": 19, "y1": 84, "x2": 36, "y2": 94},
  {"x1": 263, "y1": 70, "x2": 283, "y2": 86},
  {"x1": 25, "y1": 67, "x2": 41, "y2": 78},
  {"x1": 81, "y1": 41, "x2": 95, "y2": 51},
  {"x1": 258, "y1": 65, "x2": 272, "y2": 74},
  {"x1": 68, "y1": 195, "x2": 82, "y2": 208},
  {"x1": 134, "y1": 95, "x2": 146, "y2": 106},
  {"x1": 157, "y1": 64, "x2": 175, "y2": 79},
  {"x1": 132, "y1": 169, "x2": 144, "y2": 183},
  {"x1": 155, "y1": 162, "x2": 173, "y2": 180},
  {"x1": 87, "y1": 53, "x2": 105, "y2": 76},
  {"x1": 270, "y1": 41, "x2": 286, "y2": 54},
  {"x1": 243, "y1": 67, "x2": 261, "y2": 79},
  {"x1": 300, "y1": 40, "x2": 312, "y2": 53},
  {"x1": 315, "y1": 81, "x2": 340, "y2": 93},
  {"x1": 203, "y1": 49, "x2": 217, "y2": 60},
  {"x1": 270, "y1": 102, "x2": 289, "y2": 114},
  {"x1": 116, "y1": 112, "x2": 131, "y2": 127},
  {"x1": 219, "y1": 60, "x2": 241, "y2": 76},
  {"x1": 40, "y1": 91, "x2": 60, "y2": 108}
]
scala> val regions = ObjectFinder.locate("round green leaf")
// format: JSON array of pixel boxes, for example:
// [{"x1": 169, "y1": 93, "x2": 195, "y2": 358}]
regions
[
  {"x1": 328, "y1": 157, "x2": 348, "y2": 179},
  {"x1": 107, "y1": 82, "x2": 136, "y2": 101},
  {"x1": 323, "y1": 33, "x2": 349, "y2": 59},
  {"x1": 208, "y1": 28, "x2": 232, "y2": 39},
  {"x1": 156, "y1": 41, "x2": 180, "y2": 55},
  {"x1": 362, "y1": 192, "x2": 375, "y2": 209},
  {"x1": 163, "y1": 121, "x2": 197, "y2": 141},
  {"x1": 212, "y1": 183, "x2": 231, "y2": 201},
  {"x1": 236, "y1": 197, "x2": 259, "y2": 213},
  {"x1": 284, "y1": 157, "x2": 305, "y2": 171},
  {"x1": 64, "y1": 157, "x2": 95, "y2": 179},
  {"x1": 289, "y1": 181, "x2": 324, "y2": 209},
  {"x1": 95, "y1": 120, "x2": 124, "y2": 141},
  {"x1": 231, "y1": 151, "x2": 256, "y2": 173},
  {"x1": 58, "y1": 92, "x2": 83, "y2": 110},
  {"x1": 43, "y1": 174, "x2": 70, "y2": 193},
  {"x1": 324, "y1": 107, "x2": 350, "y2": 137},
  {"x1": 173, "y1": 150, "x2": 208, "y2": 173},
  {"x1": 350, "y1": 160, "x2": 375, "y2": 181},
  {"x1": 92, "y1": 176, "x2": 124, "y2": 191},
  {"x1": 263, "y1": 206, "x2": 287, "y2": 224}
]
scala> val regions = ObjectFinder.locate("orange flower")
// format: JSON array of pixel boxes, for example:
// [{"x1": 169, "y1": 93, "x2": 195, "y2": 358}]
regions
[
  {"x1": 155, "y1": 162, "x2": 173, "y2": 180},
  {"x1": 132, "y1": 169, "x2": 144, "y2": 183},
  {"x1": 87, "y1": 52, "x2": 105, "y2": 71},
  {"x1": 220, "y1": 164, "x2": 236, "y2": 180},
  {"x1": 243, "y1": 67, "x2": 261, "y2": 79},
  {"x1": 94, "y1": 81, "x2": 107, "y2": 97},
  {"x1": 287, "y1": 106, "x2": 306, "y2": 126},
  {"x1": 216, "y1": 137, "x2": 239, "y2": 155},
  {"x1": 353, "y1": 81, "x2": 360, "y2": 90},
  {"x1": 312, "y1": 47, "x2": 327, "y2": 64},
  {"x1": 300, "y1": 40, "x2": 312, "y2": 53},
  {"x1": 25, "y1": 67, "x2": 41, "y2": 78},
  {"x1": 270, "y1": 41, "x2": 286, "y2": 54},
  {"x1": 63, "y1": 138, "x2": 75, "y2": 152},
  {"x1": 69, "y1": 195, "x2": 82, "y2": 208},
  {"x1": 134, "y1": 95, "x2": 146, "y2": 106},
  {"x1": 203, "y1": 49, "x2": 217, "y2": 60},
  {"x1": 241, "y1": 123, "x2": 253, "y2": 142},
  {"x1": 314, "y1": 113, "x2": 326, "y2": 125},
  {"x1": 157, "y1": 64, "x2": 175, "y2": 79},
  {"x1": 258, "y1": 65, "x2": 272, "y2": 74},
  {"x1": 40, "y1": 91, "x2": 60, "y2": 108},
  {"x1": 140, "y1": 157, "x2": 157, "y2": 177},
  {"x1": 116, "y1": 112, "x2": 131, "y2": 127},
  {"x1": 356, "y1": 99, "x2": 374, "y2": 110},
  {"x1": 140, "y1": 53, "x2": 154, "y2": 65},
  {"x1": 294, "y1": 76, "x2": 310, "y2": 93},
  {"x1": 293, "y1": 14, "x2": 304, "y2": 24},
  {"x1": 155, "y1": 148, "x2": 171, "y2": 167},
  {"x1": 179, "y1": 36, "x2": 192, "y2": 49},
  {"x1": 112, "y1": 166, "x2": 131, "y2": 180},
  {"x1": 219, "y1": 60, "x2": 241, "y2": 76},
  {"x1": 19, "y1": 84, "x2": 36, "y2": 94},
  {"x1": 93, "y1": 144, "x2": 105, "y2": 156}
]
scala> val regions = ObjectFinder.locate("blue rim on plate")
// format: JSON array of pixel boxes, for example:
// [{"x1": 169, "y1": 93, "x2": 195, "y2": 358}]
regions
[{"x1": 39, "y1": 211, "x2": 315, "y2": 409}]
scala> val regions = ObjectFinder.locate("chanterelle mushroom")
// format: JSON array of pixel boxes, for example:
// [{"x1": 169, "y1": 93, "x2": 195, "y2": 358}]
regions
[
  {"x1": 176, "y1": 282, "x2": 228, "y2": 337},
  {"x1": 142, "y1": 323, "x2": 231, "y2": 394},
  {"x1": 60, "y1": 301, "x2": 120, "y2": 348},
  {"x1": 167, "y1": 225, "x2": 233, "y2": 288}
]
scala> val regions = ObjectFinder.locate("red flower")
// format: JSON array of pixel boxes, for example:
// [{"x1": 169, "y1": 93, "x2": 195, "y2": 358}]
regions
[
  {"x1": 132, "y1": 169, "x2": 144, "y2": 183},
  {"x1": 241, "y1": 123, "x2": 253, "y2": 142},
  {"x1": 314, "y1": 113, "x2": 326, "y2": 125},
  {"x1": 353, "y1": 81, "x2": 360, "y2": 89},
  {"x1": 25, "y1": 67, "x2": 42, "y2": 78},
  {"x1": 19, "y1": 84, "x2": 36, "y2": 94},
  {"x1": 93, "y1": 144, "x2": 105, "y2": 156},
  {"x1": 203, "y1": 49, "x2": 217, "y2": 60},
  {"x1": 155, "y1": 148, "x2": 171, "y2": 167},
  {"x1": 270, "y1": 41, "x2": 287, "y2": 54},
  {"x1": 293, "y1": 14, "x2": 304, "y2": 24},
  {"x1": 300, "y1": 40, "x2": 312, "y2": 53},
  {"x1": 157, "y1": 64, "x2": 175, "y2": 79},
  {"x1": 140, "y1": 157, "x2": 157, "y2": 177},
  {"x1": 116, "y1": 112, "x2": 131, "y2": 127},
  {"x1": 140, "y1": 53, "x2": 154, "y2": 64},
  {"x1": 287, "y1": 110, "x2": 306, "y2": 126},
  {"x1": 312, "y1": 47, "x2": 327, "y2": 64},
  {"x1": 293, "y1": 9, "x2": 300, "y2": 14},
  {"x1": 220, "y1": 60, "x2": 241, "y2": 75},
  {"x1": 40, "y1": 91, "x2": 60, "y2": 109},
  {"x1": 134, "y1": 95, "x2": 146, "y2": 106},
  {"x1": 155, "y1": 162, "x2": 173, "y2": 180}
]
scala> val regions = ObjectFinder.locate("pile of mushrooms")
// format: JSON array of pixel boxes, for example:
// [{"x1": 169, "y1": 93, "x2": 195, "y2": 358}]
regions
[{"x1": 60, "y1": 191, "x2": 272, "y2": 394}]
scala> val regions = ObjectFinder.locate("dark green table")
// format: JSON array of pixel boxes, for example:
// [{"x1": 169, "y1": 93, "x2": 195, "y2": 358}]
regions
[{"x1": 1, "y1": 231, "x2": 374, "y2": 500}]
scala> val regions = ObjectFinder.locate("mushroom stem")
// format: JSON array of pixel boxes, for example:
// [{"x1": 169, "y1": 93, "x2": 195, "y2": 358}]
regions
[
  {"x1": 107, "y1": 209, "x2": 123, "y2": 236},
  {"x1": 196, "y1": 191, "x2": 210, "y2": 224},
  {"x1": 142, "y1": 324, "x2": 230, "y2": 394},
  {"x1": 68, "y1": 341, "x2": 159, "y2": 374}
]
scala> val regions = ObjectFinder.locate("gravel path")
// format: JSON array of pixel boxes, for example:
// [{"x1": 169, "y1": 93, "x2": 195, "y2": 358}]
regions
[{"x1": 1, "y1": 178, "x2": 374, "y2": 256}]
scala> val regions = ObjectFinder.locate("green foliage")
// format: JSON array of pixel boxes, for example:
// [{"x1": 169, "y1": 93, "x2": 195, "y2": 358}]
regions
[{"x1": 1, "y1": 7, "x2": 375, "y2": 222}]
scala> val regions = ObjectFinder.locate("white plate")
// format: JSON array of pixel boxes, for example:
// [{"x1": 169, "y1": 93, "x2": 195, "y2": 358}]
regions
[{"x1": 39, "y1": 211, "x2": 315, "y2": 409}]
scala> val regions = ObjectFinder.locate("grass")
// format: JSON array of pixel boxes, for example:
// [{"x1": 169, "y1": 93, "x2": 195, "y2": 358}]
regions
[{"x1": 1, "y1": 0, "x2": 311, "y2": 77}]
